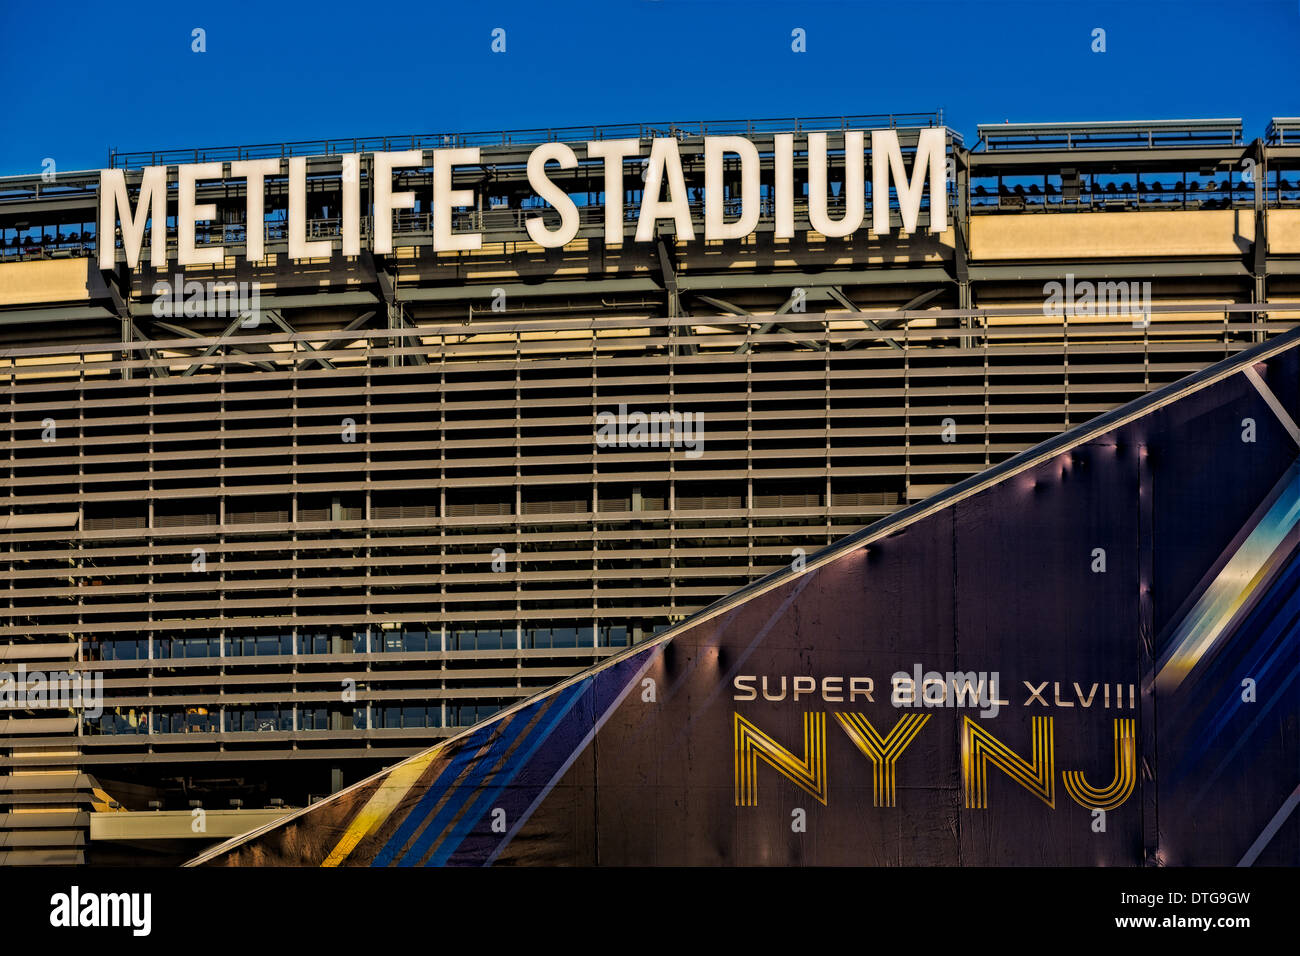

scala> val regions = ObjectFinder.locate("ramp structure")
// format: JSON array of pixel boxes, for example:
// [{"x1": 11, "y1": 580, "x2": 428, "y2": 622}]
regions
[{"x1": 192, "y1": 329, "x2": 1300, "y2": 866}]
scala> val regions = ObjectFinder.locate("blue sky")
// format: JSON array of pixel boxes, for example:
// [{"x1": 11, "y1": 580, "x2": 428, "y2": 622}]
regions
[{"x1": 1, "y1": 0, "x2": 1297, "y2": 175}]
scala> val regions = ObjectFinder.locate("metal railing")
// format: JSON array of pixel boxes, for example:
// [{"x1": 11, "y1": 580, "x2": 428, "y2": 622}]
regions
[
  {"x1": 108, "y1": 112, "x2": 949, "y2": 169},
  {"x1": 977, "y1": 118, "x2": 1244, "y2": 152},
  {"x1": 967, "y1": 177, "x2": 1297, "y2": 214},
  {"x1": 1267, "y1": 118, "x2": 1300, "y2": 145}
]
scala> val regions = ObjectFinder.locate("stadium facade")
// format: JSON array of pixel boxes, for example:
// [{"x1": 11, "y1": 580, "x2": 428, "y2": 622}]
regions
[
  {"x1": 0, "y1": 113, "x2": 1298, "y2": 864},
  {"x1": 192, "y1": 328, "x2": 1300, "y2": 867}
]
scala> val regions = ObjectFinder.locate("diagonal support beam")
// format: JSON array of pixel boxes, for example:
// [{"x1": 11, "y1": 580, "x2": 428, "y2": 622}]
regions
[
  {"x1": 264, "y1": 310, "x2": 335, "y2": 370},
  {"x1": 692, "y1": 296, "x2": 764, "y2": 334},
  {"x1": 732, "y1": 291, "x2": 821, "y2": 355},
  {"x1": 656, "y1": 237, "x2": 694, "y2": 355},
  {"x1": 99, "y1": 267, "x2": 156, "y2": 380},
  {"x1": 655, "y1": 238, "x2": 681, "y2": 319},
  {"x1": 180, "y1": 311, "x2": 271, "y2": 377},
  {"x1": 149, "y1": 320, "x2": 277, "y2": 371},
  {"x1": 126, "y1": 321, "x2": 169, "y2": 378},
  {"x1": 300, "y1": 311, "x2": 378, "y2": 370},
  {"x1": 830, "y1": 286, "x2": 948, "y2": 351},
  {"x1": 371, "y1": 255, "x2": 429, "y2": 367},
  {"x1": 390, "y1": 308, "x2": 429, "y2": 365},
  {"x1": 827, "y1": 286, "x2": 902, "y2": 351}
]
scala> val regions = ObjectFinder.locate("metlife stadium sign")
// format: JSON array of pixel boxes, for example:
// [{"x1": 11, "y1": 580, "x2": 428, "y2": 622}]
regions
[{"x1": 96, "y1": 128, "x2": 949, "y2": 268}]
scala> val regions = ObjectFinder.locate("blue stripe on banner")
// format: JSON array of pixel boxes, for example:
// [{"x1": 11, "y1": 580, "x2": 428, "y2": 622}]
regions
[
  {"x1": 1200, "y1": 549, "x2": 1300, "y2": 735},
  {"x1": 1166, "y1": 545, "x2": 1300, "y2": 787},
  {"x1": 372, "y1": 719, "x2": 515, "y2": 867},
  {"x1": 1155, "y1": 463, "x2": 1300, "y2": 690},
  {"x1": 1192, "y1": 658, "x2": 1300, "y2": 809},
  {"x1": 480, "y1": 645, "x2": 662, "y2": 866},
  {"x1": 395, "y1": 683, "x2": 587, "y2": 867},
  {"x1": 423, "y1": 678, "x2": 594, "y2": 866}
]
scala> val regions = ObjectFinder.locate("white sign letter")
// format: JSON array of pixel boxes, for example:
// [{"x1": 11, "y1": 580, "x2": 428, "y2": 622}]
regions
[
  {"x1": 807, "y1": 131, "x2": 865, "y2": 238},
  {"x1": 289, "y1": 156, "x2": 333, "y2": 260},
  {"x1": 587, "y1": 139, "x2": 640, "y2": 248},
  {"x1": 704, "y1": 136, "x2": 760, "y2": 241},
  {"x1": 635, "y1": 137, "x2": 694, "y2": 243},
  {"x1": 98, "y1": 166, "x2": 168, "y2": 270},
  {"x1": 774, "y1": 133, "x2": 795, "y2": 240},
  {"x1": 872, "y1": 127, "x2": 948, "y2": 235},
  {"x1": 525, "y1": 143, "x2": 579, "y2": 248},
  {"x1": 230, "y1": 158, "x2": 279, "y2": 263},
  {"x1": 433, "y1": 147, "x2": 482, "y2": 252},
  {"x1": 372, "y1": 149, "x2": 423, "y2": 256},
  {"x1": 177, "y1": 162, "x2": 224, "y2": 267},
  {"x1": 341, "y1": 153, "x2": 361, "y2": 257}
]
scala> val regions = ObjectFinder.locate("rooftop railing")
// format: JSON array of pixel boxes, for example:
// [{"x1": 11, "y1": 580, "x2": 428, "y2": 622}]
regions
[
  {"x1": 977, "y1": 118, "x2": 1244, "y2": 151},
  {"x1": 108, "y1": 112, "x2": 950, "y2": 169},
  {"x1": 1267, "y1": 118, "x2": 1300, "y2": 145}
]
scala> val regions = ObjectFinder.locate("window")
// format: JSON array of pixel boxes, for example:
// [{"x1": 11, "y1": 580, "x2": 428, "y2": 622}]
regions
[
  {"x1": 375, "y1": 627, "x2": 441, "y2": 652},
  {"x1": 91, "y1": 708, "x2": 147, "y2": 735},
  {"x1": 227, "y1": 634, "x2": 293, "y2": 657},
  {"x1": 300, "y1": 633, "x2": 330, "y2": 655},
  {"x1": 225, "y1": 707, "x2": 291, "y2": 732},
  {"x1": 98, "y1": 638, "x2": 146, "y2": 661},
  {"x1": 157, "y1": 635, "x2": 219, "y2": 659},
  {"x1": 377, "y1": 706, "x2": 439, "y2": 729},
  {"x1": 450, "y1": 702, "x2": 504, "y2": 727},
  {"x1": 403, "y1": 630, "x2": 432, "y2": 652},
  {"x1": 153, "y1": 707, "x2": 216, "y2": 734},
  {"x1": 299, "y1": 707, "x2": 328, "y2": 730},
  {"x1": 529, "y1": 626, "x2": 591, "y2": 649},
  {"x1": 598, "y1": 625, "x2": 629, "y2": 647},
  {"x1": 453, "y1": 628, "x2": 511, "y2": 651}
]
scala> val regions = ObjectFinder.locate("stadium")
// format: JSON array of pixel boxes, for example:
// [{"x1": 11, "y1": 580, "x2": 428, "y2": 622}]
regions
[{"x1": 0, "y1": 112, "x2": 1297, "y2": 865}]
